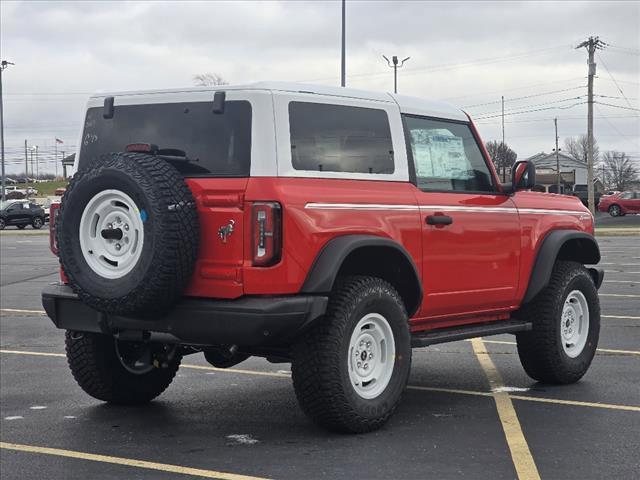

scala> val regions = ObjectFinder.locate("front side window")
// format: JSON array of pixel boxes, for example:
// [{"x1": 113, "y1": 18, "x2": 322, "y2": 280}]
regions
[
  {"x1": 289, "y1": 102, "x2": 394, "y2": 174},
  {"x1": 620, "y1": 192, "x2": 633, "y2": 199},
  {"x1": 404, "y1": 115, "x2": 495, "y2": 192}
]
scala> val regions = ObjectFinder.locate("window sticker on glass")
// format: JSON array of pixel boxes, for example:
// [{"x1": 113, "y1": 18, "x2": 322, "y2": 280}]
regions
[{"x1": 404, "y1": 116, "x2": 495, "y2": 192}]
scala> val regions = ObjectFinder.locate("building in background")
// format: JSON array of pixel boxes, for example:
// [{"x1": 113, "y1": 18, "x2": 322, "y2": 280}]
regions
[{"x1": 525, "y1": 152, "x2": 603, "y2": 194}]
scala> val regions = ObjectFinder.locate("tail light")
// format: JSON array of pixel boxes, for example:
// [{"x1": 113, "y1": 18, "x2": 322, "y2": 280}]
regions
[
  {"x1": 49, "y1": 202, "x2": 61, "y2": 255},
  {"x1": 251, "y1": 202, "x2": 281, "y2": 266}
]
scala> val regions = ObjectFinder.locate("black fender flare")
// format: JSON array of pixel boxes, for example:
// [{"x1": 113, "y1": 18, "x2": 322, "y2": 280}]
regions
[
  {"x1": 301, "y1": 235, "x2": 423, "y2": 317},
  {"x1": 523, "y1": 230, "x2": 601, "y2": 304}
]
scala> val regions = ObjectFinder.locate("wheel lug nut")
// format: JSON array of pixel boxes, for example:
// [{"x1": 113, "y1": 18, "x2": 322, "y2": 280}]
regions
[
  {"x1": 364, "y1": 363, "x2": 368, "y2": 370},
  {"x1": 107, "y1": 223, "x2": 113, "y2": 229},
  {"x1": 366, "y1": 342, "x2": 371, "y2": 347},
  {"x1": 357, "y1": 362, "x2": 362, "y2": 368},
  {"x1": 124, "y1": 224, "x2": 129, "y2": 231},
  {"x1": 115, "y1": 243, "x2": 121, "y2": 251},
  {"x1": 369, "y1": 353, "x2": 373, "y2": 359}
]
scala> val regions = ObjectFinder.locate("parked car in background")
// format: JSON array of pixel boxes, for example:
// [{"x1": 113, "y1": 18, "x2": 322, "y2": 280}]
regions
[
  {"x1": 0, "y1": 200, "x2": 46, "y2": 229},
  {"x1": 602, "y1": 190, "x2": 620, "y2": 197},
  {"x1": 598, "y1": 191, "x2": 640, "y2": 216},
  {"x1": 54, "y1": 187, "x2": 67, "y2": 196},
  {"x1": 571, "y1": 184, "x2": 601, "y2": 207}
]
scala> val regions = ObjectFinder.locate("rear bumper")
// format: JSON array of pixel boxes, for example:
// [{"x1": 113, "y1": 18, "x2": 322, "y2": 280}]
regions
[{"x1": 42, "y1": 284, "x2": 328, "y2": 347}]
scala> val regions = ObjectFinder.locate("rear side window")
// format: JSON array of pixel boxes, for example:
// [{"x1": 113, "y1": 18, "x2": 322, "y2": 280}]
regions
[
  {"x1": 80, "y1": 101, "x2": 252, "y2": 176},
  {"x1": 404, "y1": 115, "x2": 495, "y2": 192},
  {"x1": 288, "y1": 102, "x2": 394, "y2": 174}
]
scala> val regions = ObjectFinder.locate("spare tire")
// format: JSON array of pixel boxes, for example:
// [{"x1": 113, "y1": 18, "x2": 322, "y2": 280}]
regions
[{"x1": 58, "y1": 152, "x2": 199, "y2": 317}]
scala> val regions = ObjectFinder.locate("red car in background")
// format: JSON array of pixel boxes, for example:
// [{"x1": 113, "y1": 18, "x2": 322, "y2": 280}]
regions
[{"x1": 598, "y1": 191, "x2": 640, "y2": 216}]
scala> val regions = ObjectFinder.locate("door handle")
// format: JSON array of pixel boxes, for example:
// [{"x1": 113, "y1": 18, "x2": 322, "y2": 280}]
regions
[{"x1": 426, "y1": 215, "x2": 453, "y2": 226}]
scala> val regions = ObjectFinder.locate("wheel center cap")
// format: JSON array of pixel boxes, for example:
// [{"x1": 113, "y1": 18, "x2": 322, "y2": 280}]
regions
[
  {"x1": 360, "y1": 351, "x2": 368, "y2": 361},
  {"x1": 101, "y1": 228, "x2": 124, "y2": 241}
]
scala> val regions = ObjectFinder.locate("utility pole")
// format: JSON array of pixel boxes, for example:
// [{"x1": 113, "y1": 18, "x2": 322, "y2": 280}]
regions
[
  {"x1": 35, "y1": 145, "x2": 39, "y2": 181},
  {"x1": 383, "y1": 55, "x2": 410, "y2": 94},
  {"x1": 341, "y1": 0, "x2": 346, "y2": 87},
  {"x1": 577, "y1": 36, "x2": 605, "y2": 215},
  {"x1": 24, "y1": 140, "x2": 28, "y2": 182},
  {"x1": 501, "y1": 95, "x2": 506, "y2": 182},
  {"x1": 1, "y1": 60, "x2": 15, "y2": 203},
  {"x1": 55, "y1": 139, "x2": 58, "y2": 179},
  {"x1": 553, "y1": 118, "x2": 561, "y2": 193}
]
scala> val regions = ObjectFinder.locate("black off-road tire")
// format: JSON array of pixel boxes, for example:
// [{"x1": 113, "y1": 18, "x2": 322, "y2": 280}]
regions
[
  {"x1": 292, "y1": 276, "x2": 412, "y2": 433},
  {"x1": 516, "y1": 261, "x2": 600, "y2": 384},
  {"x1": 65, "y1": 331, "x2": 181, "y2": 404},
  {"x1": 57, "y1": 152, "x2": 199, "y2": 317},
  {"x1": 0, "y1": 218, "x2": 5, "y2": 230},
  {"x1": 31, "y1": 216, "x2": 44, "y2": 229}
]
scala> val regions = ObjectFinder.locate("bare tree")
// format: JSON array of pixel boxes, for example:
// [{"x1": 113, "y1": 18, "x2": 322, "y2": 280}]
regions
[
  {"x1": 602, "y1": 151, "x2": 638, "y2": 191},
  {"x1": 192, "y1": 73, "x2": 229, "y2": 87},
  {"x1": 564, "y1": 135, "x2": 599, "y2": 164},
  {"x1": 485, "y1": 140, "x2": 518, "y2": 181}
]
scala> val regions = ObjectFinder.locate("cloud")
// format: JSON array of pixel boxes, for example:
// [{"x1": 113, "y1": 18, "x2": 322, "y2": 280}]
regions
[{"x1": 1, "y1": 0, "x2": 638, "y2": 172}]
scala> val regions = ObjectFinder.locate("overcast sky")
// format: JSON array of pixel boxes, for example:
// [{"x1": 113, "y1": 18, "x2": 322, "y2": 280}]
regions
[{"x1": 1, "y1": 0, "x2": 639, "y2": 174}]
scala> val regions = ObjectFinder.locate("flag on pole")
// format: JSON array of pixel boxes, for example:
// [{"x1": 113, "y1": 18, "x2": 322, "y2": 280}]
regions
[{"x1": 55, "y1": 138, "x2": 64, "y2": 144}]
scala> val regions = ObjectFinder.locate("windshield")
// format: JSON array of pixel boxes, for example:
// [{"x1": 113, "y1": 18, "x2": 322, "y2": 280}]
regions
[{"x1": 79, "y1": 100, "x2": 252, "y2": 177}]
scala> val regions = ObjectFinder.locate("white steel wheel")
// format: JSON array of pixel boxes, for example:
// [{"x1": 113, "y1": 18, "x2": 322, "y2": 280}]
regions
[
  {"x1": 79, "y1": 189, "x2": 145, "y2": 279},
  {"x1": 348, "y1": 313, "x2": 396, "y2": 400},
  {"x1": 561, "y1": 290, "x2": 590, "y2": 358}
]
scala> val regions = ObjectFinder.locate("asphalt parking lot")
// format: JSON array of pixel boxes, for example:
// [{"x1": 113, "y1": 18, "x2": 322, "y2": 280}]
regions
[{"x1": 0, "y1": 234, "x2": 638, "y2": 480}]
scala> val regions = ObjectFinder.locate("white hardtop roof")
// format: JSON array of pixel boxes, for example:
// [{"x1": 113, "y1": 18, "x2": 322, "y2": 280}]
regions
[{"x1": 89, "y1": 81, "x2": 468, "y2": 122}]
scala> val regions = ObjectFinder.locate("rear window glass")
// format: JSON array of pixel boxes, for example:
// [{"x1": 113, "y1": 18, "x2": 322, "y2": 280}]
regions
[
  {"x1": 288, "y1": 102, "x2": 394, "y2": 174},
  {"x1": 80, "y1": 101, "x2": 251, "y2": 176}
]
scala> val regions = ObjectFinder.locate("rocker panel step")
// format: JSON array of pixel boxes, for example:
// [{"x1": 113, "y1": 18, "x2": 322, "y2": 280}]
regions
[{"x1": 411, "y1": 319, "x2": 532, "y2": 348}]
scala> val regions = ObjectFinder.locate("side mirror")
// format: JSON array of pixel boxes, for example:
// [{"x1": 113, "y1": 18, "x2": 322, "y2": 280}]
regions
[{"x1": 510, "y1": 160, "x2": 536, "y2": 192}]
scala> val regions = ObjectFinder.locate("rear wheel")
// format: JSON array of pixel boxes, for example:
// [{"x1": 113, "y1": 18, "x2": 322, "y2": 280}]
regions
[
  {"x1": 31, "y1": 216, "x2": 44, "y2": 229},
  {"x1": 65, "y1": 331, "x2": 181, "y2": 404},
  {"x1": 292, "y1": 276, "x2": 411, "y2": 433},
  {"x1": 516, "y1": 261, "x2": 600, "y2": 384}
]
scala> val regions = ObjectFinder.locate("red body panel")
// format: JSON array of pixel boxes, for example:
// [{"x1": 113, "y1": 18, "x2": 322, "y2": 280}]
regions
[{"x1": 177, "y1": 175, "x2": 593, "y2": 334}]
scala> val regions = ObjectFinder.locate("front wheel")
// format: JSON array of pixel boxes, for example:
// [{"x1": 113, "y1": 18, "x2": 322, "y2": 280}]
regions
[
  {"x1": 65, "y1": 331, "x2": 181, "y2": 404},
  {"x1": 516, "y1": 261, "x2": 600, "y2": 384},
  {"x1": 292, "y1": 276, "x2": 411, "y2": 433},
  {"x1": 0, "y1": 218, "x2": 5, "y2": 230}
]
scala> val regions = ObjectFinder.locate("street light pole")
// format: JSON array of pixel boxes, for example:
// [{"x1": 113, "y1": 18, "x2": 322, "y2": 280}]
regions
[
  {"x1": 1, "y1": 60, "x2": 15, "y2": 203},
  {"x1": 383, "y1": 55, "x2": 410, "y2": 94},
  {"x1": 341, "y1": 0, "x2": 346, "y2": 87}
]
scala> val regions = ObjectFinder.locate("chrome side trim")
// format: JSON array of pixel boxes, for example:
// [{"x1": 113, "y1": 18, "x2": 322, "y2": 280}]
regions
[{"x1": 304, "y1": 203, "x2": 588, "y2": 216}]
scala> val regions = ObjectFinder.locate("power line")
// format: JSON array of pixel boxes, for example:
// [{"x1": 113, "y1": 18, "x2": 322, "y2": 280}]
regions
[
  {"x1": 474, "y1": 101, "x2": 587, "y2": 120},
  {"x1": 596, "y1": 51, "x2": 635, "y2": 109},
  {"x1": 462, "y1": 86, "x2": 586, "y2": 108},
  {"x1": 299, "y1": 44, "x2": 571, "y2": 83},
  {"x1": 596, "y1": 101, "x2": 640, "y2": 112},
  {"x1": 473, "y1": 97, "x2": 585, "y2": 117}
]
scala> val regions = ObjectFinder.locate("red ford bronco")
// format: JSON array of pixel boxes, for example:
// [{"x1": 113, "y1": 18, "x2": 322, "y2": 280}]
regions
[{"x1": 43, "y1": 82, "x2": 603, "y2": 433}]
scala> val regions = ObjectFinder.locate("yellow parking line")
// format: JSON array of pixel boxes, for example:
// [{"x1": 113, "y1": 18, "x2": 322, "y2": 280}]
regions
[
  {"x1": 0, "y1": 308, "x2": 47, "y2": 315},
  {"x1": 0, "y1": 442, "x2": 269, "y2": 480},
  {"x1": 2, "y1": 349, "x2": 639, "y2": 413},
  {"x1": 600, "y1": 293, "x2": 640, "y2": 298},
  {"x1": 602, "y1": 314, "x2": 640, "y2": 320},
  {"x1": 475, "y1": 339, "x2": 640, "y2": 356},
  {"x1": 471, "y1": 338, "x2": 541, "y2": 480},
  {"x1": 182, "y1": 364, "x2": 290, "y2": 378},
  {"x1": 0, "y1": 349, "x2": 65, "y2": 357}
]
